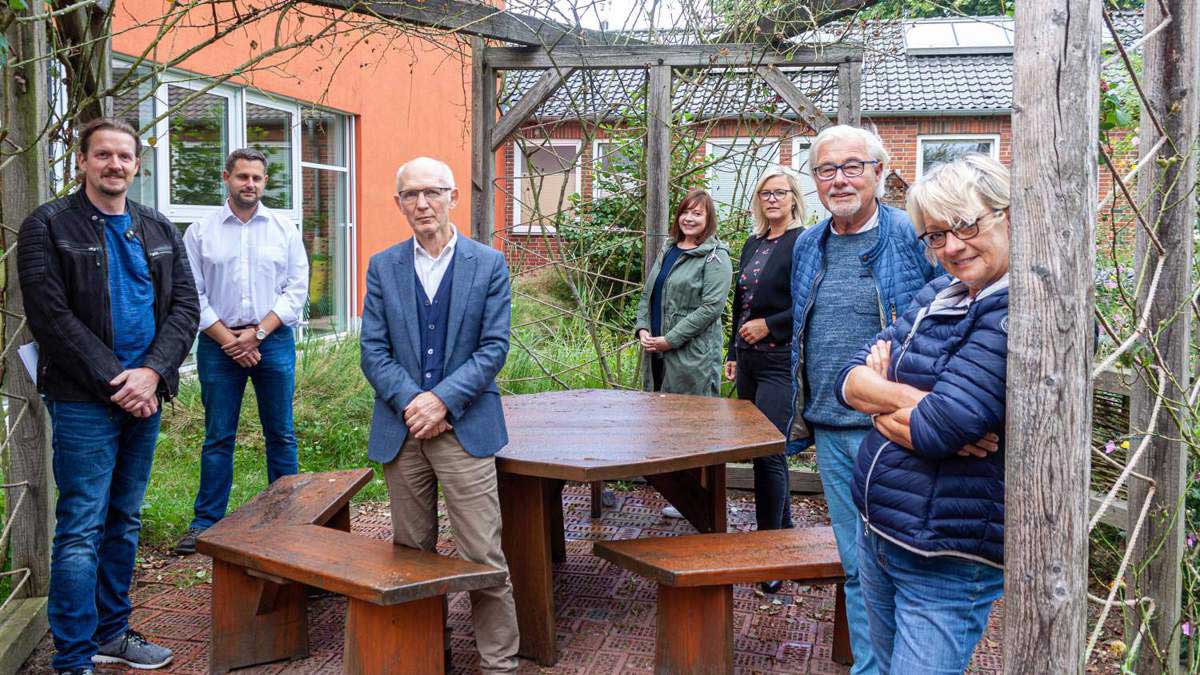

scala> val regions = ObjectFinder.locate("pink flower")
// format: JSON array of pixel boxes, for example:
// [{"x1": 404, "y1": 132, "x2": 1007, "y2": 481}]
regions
[
  {"x1": 1105, "y1": 441, "x2": 1117, "y2": 455},
  {"x1": 1183, "y1": 622, "x2": 1193, "y2": 637},
  {"x1": 1105, "y1": 280, "x2": 1118, "y2": 289},
  {"x1": 1188, "y1": 534, "x2": 1196, "y2": 548}
]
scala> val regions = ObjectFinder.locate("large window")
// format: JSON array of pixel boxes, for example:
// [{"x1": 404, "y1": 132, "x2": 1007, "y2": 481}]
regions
[
  {"x1": 513, "y1": 140, "x2": 581, "y2": 234},
  {"x1": 111, "y1": 57, "x2": 356, "y2": 338},
  {"x1": 300, "y1": 109, "x2": 353, "y2": 336},
  {"x1": 917, "y1": 134, "x2": 1000, "y2": 177},
  {"x1": 705, "y1": 138, "x2": 781, "y2": 218},
  {"x1": 592, "y1": 139, "x2": 640, "y2": 199},
  {"x1": 167, "y1": 84, "x2": 231, "y2": 208}
]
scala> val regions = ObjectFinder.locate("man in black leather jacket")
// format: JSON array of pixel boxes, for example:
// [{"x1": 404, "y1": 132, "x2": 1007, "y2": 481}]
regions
[{"x1": 18, "y1": 117, "x2": 198, "y2": 674}]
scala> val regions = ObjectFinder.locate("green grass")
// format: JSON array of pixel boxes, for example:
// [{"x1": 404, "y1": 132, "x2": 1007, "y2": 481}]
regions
[{"x1": 141, "y1": 283, "x2": 639, "y2": 547}]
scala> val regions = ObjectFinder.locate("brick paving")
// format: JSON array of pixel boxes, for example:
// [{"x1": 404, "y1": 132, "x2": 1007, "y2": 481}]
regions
[{"x1": 21, "y1": 483, "x2": 1018, "y2": 674}]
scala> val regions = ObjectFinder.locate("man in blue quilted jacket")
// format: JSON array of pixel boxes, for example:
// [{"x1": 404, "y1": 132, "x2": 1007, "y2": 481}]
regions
[{"x1": 788, "y1": 125, "x2": 937, "y2": 674}]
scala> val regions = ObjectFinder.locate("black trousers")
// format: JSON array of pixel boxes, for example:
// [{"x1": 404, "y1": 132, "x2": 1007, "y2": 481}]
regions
[{"x1": 735, "y1": 348, "x2": 794, "y2": 531}]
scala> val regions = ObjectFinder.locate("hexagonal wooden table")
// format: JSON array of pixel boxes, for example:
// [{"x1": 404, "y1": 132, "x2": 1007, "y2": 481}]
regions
[{"x1": 497, "y1": 389, "x2": 785, "y2": 666}]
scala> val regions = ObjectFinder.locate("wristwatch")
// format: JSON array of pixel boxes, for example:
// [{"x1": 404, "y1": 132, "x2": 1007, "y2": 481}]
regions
[{"x1": 254, "y1": 327, "x2": 268, "y2": 341}]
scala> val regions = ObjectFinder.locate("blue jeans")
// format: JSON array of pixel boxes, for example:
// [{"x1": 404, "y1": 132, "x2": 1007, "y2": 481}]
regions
[
  {"x1": 46, "y1": 400, "x2": 160, "y2": 671},
  {"x1": 858, "y1": 529, "x2": 1004, "y2": 674},
  {"x1": 190, "y1": 328, "x2": 298, "y2": 531},
  {"x1": 813, "y1": 425, "x2": 877, "y2": 674}
]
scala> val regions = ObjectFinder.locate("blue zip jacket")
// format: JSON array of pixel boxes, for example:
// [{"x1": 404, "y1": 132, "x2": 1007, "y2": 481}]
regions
[
  {"x1": 787, "y1": 201, "x2": 938, "y2": 448},
  {"x1": 836, "y1": 274, "x2": 1009, "y2": 567}
]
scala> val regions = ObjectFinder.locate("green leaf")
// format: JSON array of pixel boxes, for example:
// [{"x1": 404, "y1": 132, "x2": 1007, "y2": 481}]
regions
[{"x1": 8, "y1": 0, "x2": 27, "y2": 10}]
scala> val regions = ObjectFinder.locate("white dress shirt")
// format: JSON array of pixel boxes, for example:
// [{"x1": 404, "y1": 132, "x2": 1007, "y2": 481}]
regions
[
  {"x1": 184, "y1": 202, "x2": 310, "y2": 331},
  {"x1": 413, "y1": 229, "x2": 458, "y2": 302}
]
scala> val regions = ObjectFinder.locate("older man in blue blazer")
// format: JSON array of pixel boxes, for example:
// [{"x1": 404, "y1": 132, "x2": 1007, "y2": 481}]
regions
[{"x1": 360, "y1": 156, "x2": 517, "y2": 673}]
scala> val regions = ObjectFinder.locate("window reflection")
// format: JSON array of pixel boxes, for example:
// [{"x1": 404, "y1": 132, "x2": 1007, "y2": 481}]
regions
[
  {"x1": 246, "y1": 103, "x2": 293, "y2": 209},
  {"x1": 168, "y1": 85, "x2": 228, "y2": 206}
]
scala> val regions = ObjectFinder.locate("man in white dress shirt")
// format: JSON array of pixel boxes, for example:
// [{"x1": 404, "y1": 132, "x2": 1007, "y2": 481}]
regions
[{"x1": 173, "y1": 148, "x2": 309, "y2": 555}]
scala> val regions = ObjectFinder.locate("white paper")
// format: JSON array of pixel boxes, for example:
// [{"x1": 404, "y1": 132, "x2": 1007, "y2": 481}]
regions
[{"x1": 18, "y1": 342, "x2": 37, "y2": 385}]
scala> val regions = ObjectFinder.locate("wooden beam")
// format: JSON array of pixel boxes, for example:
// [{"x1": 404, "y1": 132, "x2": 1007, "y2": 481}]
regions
[
  {"x1": 304, "y1": 0, "x2": 630, "y2": 47},
  {"x1": 470, "y1": 39, "x2": 496, "y2": 244},
  {"x1": 1127, "y1": 1, "x2": 1198, "y2": 671},
  {"x1": 491, "y1": 67, "x2": 576, "y2": 151},
  {"x1": 1004, "y1": 0, "x2": 1099, "y2": 671},
  {"x1": 2, "y1": 9, "x2": 53, "y2": 602},
  {"x1": 643, "y1": 64, "x2": 671, "y2": 280},
  {"x1": 756, "y1": 65, "x2": 832, "y2": 132},
  {"x1": 485, "y1": 44, "x2": 861, "y2": 70},
  {"x1": 836, "y1": 60, "x2": 861, "y2": 126}
]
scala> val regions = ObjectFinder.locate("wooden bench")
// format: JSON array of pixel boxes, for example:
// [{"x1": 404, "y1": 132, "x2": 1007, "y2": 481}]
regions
[
  {"x1": 196, "y1": 469, "x2": 507, "y2": 674},
  {"x1": 594, "y1": 527, "x2": 851, "y2": 674}
]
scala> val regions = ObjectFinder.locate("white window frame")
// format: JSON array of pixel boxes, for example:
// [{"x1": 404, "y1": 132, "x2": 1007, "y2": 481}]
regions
[
  {"x1": 704, "y1": 136, "x2": 781, "y2": 215},
  {"x1": 512, "y1": 139, "x2": 582, "y2": 235},
  {"x1": 297, "y1": 112, "x2": 356, "y2": 339},
  {"x1": 591, "y1": 138, "x2": 640, "y2": 200},
  {"x1": 243, "y1": 92, "x2": 303, "y2": 223},
  {"x1": 155, "y1": 75, "x2": 240, "y2": 223},
  {"x1": 790, "y1": 136, "x2": 829, "y2": 224},
  {"x1": 916, "y1": 133, "x2": 1001, "y2": 178}
]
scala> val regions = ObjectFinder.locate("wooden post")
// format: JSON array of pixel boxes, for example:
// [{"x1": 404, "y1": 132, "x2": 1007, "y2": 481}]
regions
[
  {"x1": 1004, "y1": 1, "x2": 1099, "y2": 673},
  {"x1": 1127, "y1": 1, "x2": 1199, "y2": 671},
  {"x1": 470, "y1": 38, "x2": 496, "y2": 244},
  {"x1": 2, "y1": 5, "x2": 53, "y2": 598},
  {"x1": 0, "y1": 10, "x2": 54, "y2": 674},
  {"x1": 836, "y1": 61, "x2": 861, "y2": 127},
  {"x1": 643, "y1": 65, "x2": 671, "y2": 279}
]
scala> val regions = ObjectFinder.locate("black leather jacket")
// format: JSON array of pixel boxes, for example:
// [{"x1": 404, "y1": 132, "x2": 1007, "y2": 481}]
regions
[{"x1": 18, "y1": 189, "x2": 199, "y2": 403}]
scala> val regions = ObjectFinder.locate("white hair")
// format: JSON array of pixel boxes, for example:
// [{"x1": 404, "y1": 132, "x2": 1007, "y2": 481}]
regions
[
  {"x1": 906, "y1": 153, "x2": 1011, "y2": 263},
  {"x1": 809, "y1": 124, "x2": 890, "y2": 198},
  {"x1": 395, "y1": 156, "x2": 456, "y2": 193},
  {"x1": 749, "y1": 166, "x2": 807, "y2": 238}
]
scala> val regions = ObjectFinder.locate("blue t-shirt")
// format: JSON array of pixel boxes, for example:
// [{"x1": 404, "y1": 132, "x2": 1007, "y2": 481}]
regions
[
  {"x1": 804, "y1": 228, "x2": 881, "y2": 427},
  {"x1": 650, "y1": 245, "x2": 683, "y2": 337},
  {"x1": 102, "y1": 212, "x2": 156, "y2": 369}
]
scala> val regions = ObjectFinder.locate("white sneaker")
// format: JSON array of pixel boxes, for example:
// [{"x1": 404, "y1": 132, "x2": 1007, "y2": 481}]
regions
[{"x1": 662, "y1": 505, "x2": 683, "y2": 519}]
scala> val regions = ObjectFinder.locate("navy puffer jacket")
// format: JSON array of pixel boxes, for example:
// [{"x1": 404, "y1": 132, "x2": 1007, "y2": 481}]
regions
[{"x1": 835, "y1": 274, "x2": 1008, "y2": 567}]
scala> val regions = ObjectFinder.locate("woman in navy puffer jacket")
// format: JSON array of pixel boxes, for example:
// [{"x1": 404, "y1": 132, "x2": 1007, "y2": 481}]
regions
[{"x1": 834, "y1": 154, "x2": 1010, "y2": 674}]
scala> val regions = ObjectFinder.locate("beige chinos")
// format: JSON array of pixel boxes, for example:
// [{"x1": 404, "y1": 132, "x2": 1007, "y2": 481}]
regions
[{"x1": 383, "y1": 430, "x2": 519, "y2": 673}]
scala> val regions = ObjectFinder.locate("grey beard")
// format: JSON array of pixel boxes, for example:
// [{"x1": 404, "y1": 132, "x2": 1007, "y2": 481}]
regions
[{"x1": 828, "y1": 195, "x2": 861, "y2": 219}]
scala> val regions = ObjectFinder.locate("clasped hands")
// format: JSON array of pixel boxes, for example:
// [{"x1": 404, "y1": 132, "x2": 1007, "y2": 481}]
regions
[
  {"x1": 110, "y1": 367, "x2": 160, "y2": 418},
  {"x1": 637, "y1": 329, "x2": 672, "y2": 353},
  {"x1": 222, "y1": 327, "x2": 262, "y2": 367},
  {"x1": 405, "y1": 391, "x2": 452, "y2": 440},
  {"x1": 865, "y1": 339, "x2": 999, "y2": 459}
]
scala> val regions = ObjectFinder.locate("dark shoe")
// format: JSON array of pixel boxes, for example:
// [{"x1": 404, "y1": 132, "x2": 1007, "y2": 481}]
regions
[
  {"x1": 93, "y1": 629, "x2": 173, "y2": 669},
  {"x1": 444, "y1": 648, "x2": 453, "y2": 672},
  {"x1": 759, "y1": 580, "x2": 784, "y2": 594},
  {"x1": 172, "y1": 528, "x2": 201, "y2": 556},
  {"x1": 58, "y1": 669, "x2": 96, "y2": 675}
]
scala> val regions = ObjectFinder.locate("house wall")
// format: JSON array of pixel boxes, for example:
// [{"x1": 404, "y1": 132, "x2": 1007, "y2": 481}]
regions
[
  {"x1": 501, "y1": 113, "x2": 1134, "y2": 268},
  {"x1": 113, "y1": 0, "x2": 480, "y2": 314}
]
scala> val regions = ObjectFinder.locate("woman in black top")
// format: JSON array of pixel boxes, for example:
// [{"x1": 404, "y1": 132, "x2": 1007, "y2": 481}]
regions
[{"x1": 726, "y1": 167, "x2": 807, "y2": 592}]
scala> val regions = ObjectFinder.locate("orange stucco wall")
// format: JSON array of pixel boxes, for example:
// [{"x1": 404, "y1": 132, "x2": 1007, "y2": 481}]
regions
[{"x1": 112, "y1": 1, "x2": 482, "y2": 312}]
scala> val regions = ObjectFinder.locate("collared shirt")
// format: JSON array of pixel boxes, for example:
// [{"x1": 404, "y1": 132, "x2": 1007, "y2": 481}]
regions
[
  {"x1": 184, "y1": 201, "x2": 309, "y2": 331},
  {"x1": 830, "y1": 205, "x2": 880, "y2": 236},
  {"x1": 414, "y1": 229, "x2": 458, "y2": 303}
]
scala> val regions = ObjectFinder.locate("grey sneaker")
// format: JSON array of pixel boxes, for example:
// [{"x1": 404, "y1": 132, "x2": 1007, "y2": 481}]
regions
[
  {"x1": 93, "y1": 629, "x2": 173, "y2": 669},
  {"x1": 58, "y1": 669, "x2": 96, "y2": 675},
  {"x1": 662, "y1": 505, "x2": 683, "y2": 519},
  {"x1": 172, "y1": 527, "x2": 202, "y2": 556}
]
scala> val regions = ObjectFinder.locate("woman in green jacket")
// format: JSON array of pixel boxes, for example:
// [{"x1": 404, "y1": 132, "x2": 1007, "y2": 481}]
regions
[{"x1": 635, "y1": 188, "x2": 733, "y2": 397}]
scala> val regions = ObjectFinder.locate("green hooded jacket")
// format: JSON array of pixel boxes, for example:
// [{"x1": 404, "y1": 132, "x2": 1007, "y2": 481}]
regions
[{"x1": 634, "y1": 236, "x2": 733, "y2": 396}]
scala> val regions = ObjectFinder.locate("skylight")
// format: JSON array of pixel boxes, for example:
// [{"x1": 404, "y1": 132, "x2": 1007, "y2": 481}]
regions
[{"x1": 905, "y1": 18, "x2": 1015, "y2": 55}]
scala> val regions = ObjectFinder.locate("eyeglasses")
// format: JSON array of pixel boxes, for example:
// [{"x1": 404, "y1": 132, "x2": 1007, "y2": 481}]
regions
[
  {"x1": 757, "y1": 189, "x2": 793, "y2": 202},
  {"x1": 398, "y1": 187, "x2": 452, "y2": 204},
  {"x1": 918, "y1": 210, "x2": 1005, "y2": 249},
  {"x1": 813, "y1": 159, "x2": 880, "y2": 181}
]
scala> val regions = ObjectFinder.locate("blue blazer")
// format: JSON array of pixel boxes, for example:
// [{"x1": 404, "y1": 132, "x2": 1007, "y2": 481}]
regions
[{"x1": 359, "y1": 235, "x2": 512, "y2": 463}]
